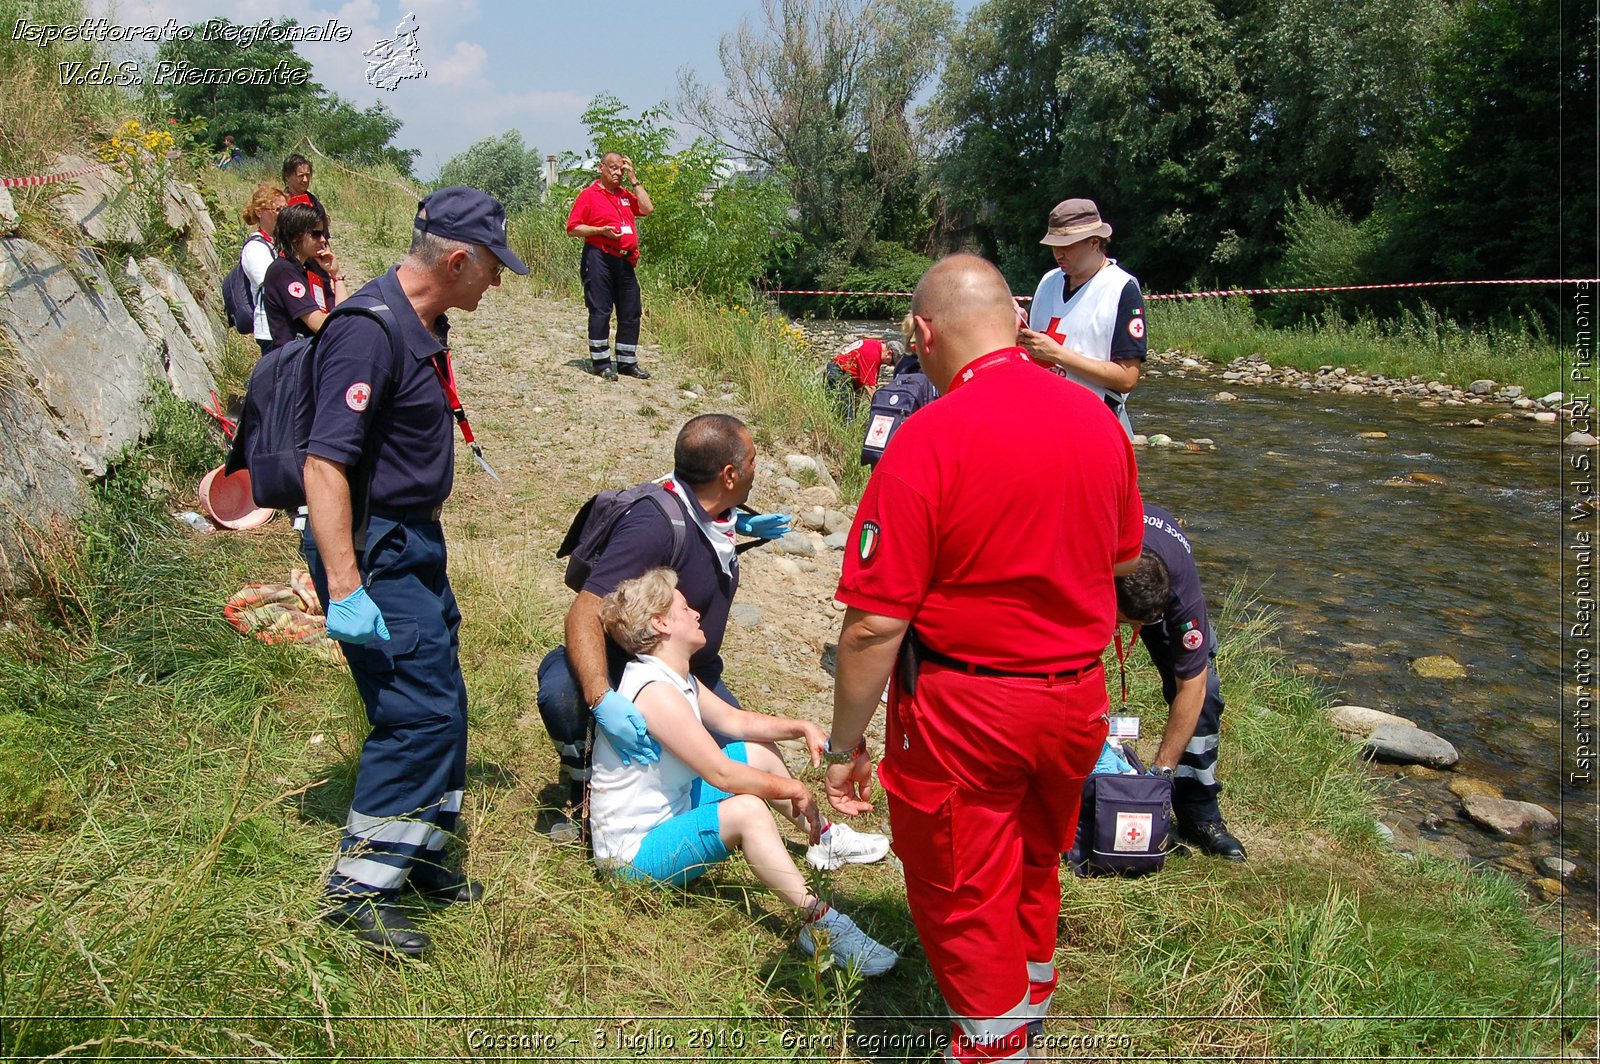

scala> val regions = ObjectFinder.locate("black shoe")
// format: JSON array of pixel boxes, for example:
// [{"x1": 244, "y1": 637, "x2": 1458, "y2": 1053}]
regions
[
  {"x1": 591, "y1": 360, "x2": 617, "y2": 381},
  {"x1": 409, "y1": 868, "x2": 484, "y2": 906},
  {"x1": 1179, "y1": 820, "x2": 1247, "y2": 861},
  {"x1": 322, "y1": 897, "x2": 432, "y2": 958},
  {"x1": 617, "y1": 363, "x2": 651, "y2": 380}
]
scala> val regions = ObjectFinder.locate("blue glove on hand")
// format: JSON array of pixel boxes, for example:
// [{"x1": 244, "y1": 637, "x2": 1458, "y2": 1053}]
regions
[
  {"x1": 593, "y1": 690, "x2": 660, "y2": 765},
  {"x1": 326, "y1": 586, "x2": 390, "y2": 645},
  {"x1": 735, "y1": 511, "x2": 792, "y2": 540}
]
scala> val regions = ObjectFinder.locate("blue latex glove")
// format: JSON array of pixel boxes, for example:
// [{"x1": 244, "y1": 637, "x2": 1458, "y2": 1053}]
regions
[
  {"x1": 593, "y1": 690, "x2": 660, "y2": 765},
  {"x1": 326, "y1": 586, "x2": 390, "y2": 644},
  {"x1": 735, "y1": 511, "x2": 792, "y2": 540},
  {"x1": 1094, "y1": 741, "x2": 1136, "y2": 776}
]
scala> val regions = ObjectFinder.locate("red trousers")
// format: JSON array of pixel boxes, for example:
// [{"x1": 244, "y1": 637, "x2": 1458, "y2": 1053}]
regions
[{"x1": 878, "y1": 660, "x2": 1109, "y2": 1061}]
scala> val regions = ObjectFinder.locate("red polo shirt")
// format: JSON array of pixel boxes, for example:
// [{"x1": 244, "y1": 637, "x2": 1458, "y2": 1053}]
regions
[
  {"x1": 566, "y1": 179, "x2": 642, "y2": 264},
  {"x1": 831, "y1": 337, "x2": 886, "y2": 389},
  {"x1": 836, "y1": 347, "x2": 1144, "y2": 672}
]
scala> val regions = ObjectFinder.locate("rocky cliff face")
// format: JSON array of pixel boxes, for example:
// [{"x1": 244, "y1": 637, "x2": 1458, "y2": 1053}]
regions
[{"x1": 0, "y1": 156, "x2": 222, "y2": 580}]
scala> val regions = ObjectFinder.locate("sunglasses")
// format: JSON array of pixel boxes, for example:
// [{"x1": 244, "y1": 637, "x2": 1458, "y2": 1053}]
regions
[{"x1": 309, "y1": 229, "x2": 328, "y2": 240}]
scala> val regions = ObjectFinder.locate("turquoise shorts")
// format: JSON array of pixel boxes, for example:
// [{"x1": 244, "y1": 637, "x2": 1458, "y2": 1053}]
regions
[{"x1": 613, "y1": 742, "x2": 750, "y2": 887}]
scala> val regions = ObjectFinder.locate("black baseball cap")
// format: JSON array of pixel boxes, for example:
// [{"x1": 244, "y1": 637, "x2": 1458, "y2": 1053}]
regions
[{"x1": 415, "y1": 185, "x2": 529, "y2": 275}]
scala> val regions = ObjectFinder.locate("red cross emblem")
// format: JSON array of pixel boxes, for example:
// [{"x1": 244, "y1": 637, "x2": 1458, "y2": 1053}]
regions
[
  {"x1": 1124, "y1": 823, "x2": 1144, "y2": 843},
  {"x1": 344, "y1": 382, "x2": 372, "y2": 411}
]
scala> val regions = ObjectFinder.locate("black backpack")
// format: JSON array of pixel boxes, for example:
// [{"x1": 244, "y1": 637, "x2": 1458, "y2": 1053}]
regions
[
  {"x1": 1065, "y1": 743, "x2": 1175, "y2": 877},
  {"x1": 555, "y1": 482, "x2": 691, "y2": 593},
  {"x1": 224, "y1": 298, "x2": 400, "y2": 510},
  {"x1": 221, "y1": 233, "x2": 271, "y2": 335},
  {"x1": 860, "y1": 355, "x2": 939, "y2": 466}
]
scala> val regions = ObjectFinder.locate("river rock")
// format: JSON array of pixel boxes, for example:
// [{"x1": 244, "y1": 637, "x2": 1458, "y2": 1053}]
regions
[
  {"x1": 1565, "y1": 432, "x2": 1599, "y2": 447},
  {"x1": 1502, "y1": 385, "x2": 1524, "y2": 399},
  {"x1": 1467, "y1": 419, "x2": 1486, "y2": 427},
  {"x1": 823, "y1": 508, "x2": 852, "y2": 535},
  {"x1": 1378, "y1": 816, "x2": 1419, "y2": 852},
  {"x1": 1511, "y1": 397, "x2": 1536, "y2": 410},
  {"x1": 729, "y1": 603, "x2": 764, "y2": 627},
  {"x1": 772, "y1": 531, "x2": 817, "y2": 557},
  {"x1": 1541, "y1": 391, "x2": 1565, "y2": 404},
  {"x1": 824, "y1": 531, "x2": 849, "y2": 550},
  {"x1": 1448, "y1": 777, "x2": 1503, "y2": 801},
  {"x1": 773, "y1": 476, "x2": 801, "y2": 492},
  {"x1": 1410, "y1": 655, "x2": 1466, "y2": 679},
  {"x1": 1538, "y1": 856, "x2": 1577, "y2": 878},
  {"x1": 1533, "y1": 877, "x2": 1565, "y2": 897},
  {"x1": 799, "y1": 485, "x2": 840, "y2": 509},
  {"x1": 799, "y1": 506, "x2": 828, "y2": 531},
  {"x1": 784, "y1": 454, "x2": 818, "y2": 476},
  {"x1": 770, "y1": 556, "x2": 802, "y2": 577},
  {"x1": 1329, "y1": 704, "x2": 1415, "y2": 738},
  {"x1": 1468, "y1": 379, "x2": 1496, "y2": 395},
  {"x1": 1214, "y1": 391, "x2": 1239, "y2": 401},
  {"x1": 1359, "y1": 431, "x2": 1388, "y2": 439},
  {"x1": 1532, "y1": 411, "x2": 1557, "y2": 423},
  {"x1": 1364, "y1": 723, "x2": 1459, "y2": 767},
  {"x1": 1147, "y1": 433, "x2": 1173, "y2": 447},
  {"x1": 1418, "y1": 835, "x2": 1475, "y2": 864},
  {"x1": 1130, "y1": 434, "x2": 1149, "y2": 446},
  {"x1": 1460, "y1": 795, "x2": 1558, "y2": 836}
]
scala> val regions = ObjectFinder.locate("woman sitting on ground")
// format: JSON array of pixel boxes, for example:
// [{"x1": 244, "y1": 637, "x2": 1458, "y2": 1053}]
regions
[
  {"x1": 592, "y1": 567, "x2": 897, "y2": 975},
  {"x1": 261, "y1": 198, "x2": 346, "y2": 351}
]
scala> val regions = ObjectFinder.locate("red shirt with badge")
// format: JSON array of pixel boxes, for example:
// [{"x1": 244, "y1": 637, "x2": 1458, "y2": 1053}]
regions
[
  {"x1": 837, "y1": 347, "x2": 1145, "y2": 672},
  {"x1": 831, "y1": 338, "x2": 886, "y2": 390},
  {"x1": 567, "y1": 180, "x2": 642, "y2": 264}
]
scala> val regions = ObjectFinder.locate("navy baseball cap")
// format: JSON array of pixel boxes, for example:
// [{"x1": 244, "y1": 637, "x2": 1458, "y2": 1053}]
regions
[{"x1": 415, "y1": 185, "x2": 529, "y2": 275}]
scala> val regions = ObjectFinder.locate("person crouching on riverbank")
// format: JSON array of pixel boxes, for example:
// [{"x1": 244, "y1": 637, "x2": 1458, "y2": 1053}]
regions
[{"x1": 593, "y1": 568, "x2": 898, "y2": 975}]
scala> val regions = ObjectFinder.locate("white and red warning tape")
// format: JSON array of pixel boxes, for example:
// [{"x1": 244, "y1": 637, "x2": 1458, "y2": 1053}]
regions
[
  {"x1": 1, "y1": 163, "x2": 111, "y2": 189},
  {"x1": 765, "y1": 278, "x2": 1599, "y2": 302}
]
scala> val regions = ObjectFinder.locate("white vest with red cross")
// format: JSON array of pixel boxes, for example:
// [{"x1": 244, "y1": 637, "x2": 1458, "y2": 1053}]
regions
[{"x1": 1028, "y1": 259, "x2": 1136, "y2": 420}]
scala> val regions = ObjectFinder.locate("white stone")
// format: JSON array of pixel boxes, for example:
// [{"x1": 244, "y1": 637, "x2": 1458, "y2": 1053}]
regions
[
  {"x1": 1214, "y1": 391, "x2": 1239, "y2": 402},
  {"x1": 1564, "y1": 432, "x2": 1599, "y2": 448},
  {"x1": 1329, "y1": 704, "x2": 1416, "y2": 738},
  {"x1": 784, "y1": 454, "x2": 818, "y2": 476},
  {"x1": 1541, "y1": 391, "x2": 1565, "y2": 404},
  {"x1": 1532, "y1": 411, "x2": 1557, "y2": 423},
  {"x1": 1364, "y1": 723, "x2": 1459, "y2": 768}
]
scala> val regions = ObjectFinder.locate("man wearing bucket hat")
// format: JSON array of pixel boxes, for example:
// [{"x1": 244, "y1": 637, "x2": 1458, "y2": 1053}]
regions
[
  {"x1": 302, "y1": 185, "x2": 527, "y2": 959},
  {"x1": 1019, "y1": 198, "x2": 1147, "y2": 437}
]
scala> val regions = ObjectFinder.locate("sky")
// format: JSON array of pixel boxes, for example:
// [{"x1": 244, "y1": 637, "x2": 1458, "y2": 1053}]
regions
[{"x1": 85, "y1": 0, "x2": 969, "y2": 179}]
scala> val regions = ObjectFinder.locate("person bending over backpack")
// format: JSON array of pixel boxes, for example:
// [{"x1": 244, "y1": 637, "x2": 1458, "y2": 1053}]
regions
[{"x1": 593, "y1": 567, "x2": 897, "y2": 976}]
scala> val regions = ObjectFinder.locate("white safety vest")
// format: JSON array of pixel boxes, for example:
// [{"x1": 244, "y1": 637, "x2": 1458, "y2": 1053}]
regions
[{"x1": 1029, "y1": 259, "x2": 1138, "y2": 435}]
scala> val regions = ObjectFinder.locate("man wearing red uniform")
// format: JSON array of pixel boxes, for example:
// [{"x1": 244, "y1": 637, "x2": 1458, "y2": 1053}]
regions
[
  {"x1": 566, "y1": 152, "x2": 654, "y2": 381},
  {"x1": 824, "y1": 333, "x2": 901, "y2": 420},
  {"x1": 824, "y1": 255, "x2": 1144, "y2": 1062}
]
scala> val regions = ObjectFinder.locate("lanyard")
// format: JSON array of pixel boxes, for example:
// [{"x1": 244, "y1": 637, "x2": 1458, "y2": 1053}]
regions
[
  {"x1": 1113, "y1": 624, "x2": 1141, "y2": 711},
  {"x1": 945, "y1": 346, "x2": 1032, "y2": 392},
  {"x1": 429, "y1": 349, "x2": 501, "y2": 482}
]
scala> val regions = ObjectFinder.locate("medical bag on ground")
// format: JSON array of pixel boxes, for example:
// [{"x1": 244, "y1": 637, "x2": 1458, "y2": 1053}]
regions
[{"x1": 1066, "y1": 742, "x2": 1174, "y2": 876}]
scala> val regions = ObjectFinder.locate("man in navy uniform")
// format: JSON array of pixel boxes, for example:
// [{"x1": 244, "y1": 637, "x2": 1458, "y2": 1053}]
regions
[
  {"x1": 1114, "y1": 503, "x2": 1247, "y2": 860},
  {"x1": 303, "y1": 185, "x2": 527, "y2": 957}
]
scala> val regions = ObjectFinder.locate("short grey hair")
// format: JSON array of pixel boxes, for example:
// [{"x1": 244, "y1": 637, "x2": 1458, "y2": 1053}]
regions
[{"x1": 407, "y1": 226, "x2": 476, "y2": 270}]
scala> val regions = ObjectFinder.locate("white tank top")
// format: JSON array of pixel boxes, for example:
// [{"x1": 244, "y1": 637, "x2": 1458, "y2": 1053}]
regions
[
  {"x1": 1029, "y1": 259, "x2": 1137, "y2": 434},
  {"x1": 589, "y1": 655, "x2": 705, "y2": 864}
]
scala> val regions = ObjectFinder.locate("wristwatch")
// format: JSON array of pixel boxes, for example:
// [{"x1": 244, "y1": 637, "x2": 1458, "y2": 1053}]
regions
[
  {"x1": 823, "y1": 736, "x2": 867, "y2": 764},
  {"x1": 1151, "y1": 765, "x2": 1175, "y2": 780}
]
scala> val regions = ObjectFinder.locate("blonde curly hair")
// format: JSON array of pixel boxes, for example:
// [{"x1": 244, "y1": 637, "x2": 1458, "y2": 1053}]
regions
[
  {"x1": 242, "y1": 182, "x2": 286, "y2": 227},
  {"x1": 598, "y1": 567, "x2": 679, "y2": 655}
]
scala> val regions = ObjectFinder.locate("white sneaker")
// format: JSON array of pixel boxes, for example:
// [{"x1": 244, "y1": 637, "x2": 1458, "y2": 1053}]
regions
[
  {"x1": 806, "y1": 822, "x2": 891, "y2": 871},
  {"x1": 798, "y1": 909, "x2": 898, "y2": 976}
]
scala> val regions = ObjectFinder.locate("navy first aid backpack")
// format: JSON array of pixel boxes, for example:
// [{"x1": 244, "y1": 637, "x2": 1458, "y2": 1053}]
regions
[
  {"x1": 1066, "y1": 743, "x2": 1175, "y2": 876},
  {"x1": 860, "y1": 355, "x2": 938, "y2": 466},
  {"x1": 221, "y1": 234, "x2": 271, "y2": 335},
  {"x1": 224, "y1": 299, "x2": 399, "y2": 510},
  {"x1": 555, "y1": 482, "x2": 691, "y2": 593}
]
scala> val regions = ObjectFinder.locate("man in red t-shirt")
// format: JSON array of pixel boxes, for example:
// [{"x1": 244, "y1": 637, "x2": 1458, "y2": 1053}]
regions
[
  {"x1": 823, "y1": 254, "x2": 1143, "y2": 1063},
  {"x1": 566, "y1": 152, "x2": 654, "y2": 381},
  {"x1": 824, "y1": 333, "x2": 901, "y2": 420}
]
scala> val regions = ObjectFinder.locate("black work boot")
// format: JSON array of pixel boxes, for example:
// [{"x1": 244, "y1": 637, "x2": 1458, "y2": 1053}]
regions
[
  {"x1": 408, "y1": 865, "x2": 484, "y2": 906},
  {"x1": 590, "y1": 359, "x2": 617, "y2": 381},
  {"x1": 1178, "y1": 819, "x2": 1247, "y2": 861},
  {"x1": 322, "y1": 895, "x2": 432, "y2": 959},
  {"x1": 617, "y1": 362, "x2": 651, "y2": 380}
]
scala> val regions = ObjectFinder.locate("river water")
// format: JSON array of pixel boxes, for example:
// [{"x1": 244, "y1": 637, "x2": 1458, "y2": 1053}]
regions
[{"x1": 800, "y1": 321, "x2": 1590, "y2": 921}]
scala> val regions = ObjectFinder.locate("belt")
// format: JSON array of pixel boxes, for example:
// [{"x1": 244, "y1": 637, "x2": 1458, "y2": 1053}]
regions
[
  {"x1": 917, "y1": 644, "x2": 1102, "y2": 683},
  {"x1": 368, "y1": 503, "x2": 443, "y2": 523}
]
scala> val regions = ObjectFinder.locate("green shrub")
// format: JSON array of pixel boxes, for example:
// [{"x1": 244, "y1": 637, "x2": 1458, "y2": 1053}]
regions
[{"x1": 438, "y1": 130, "x2": 545, "y2": 211}]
